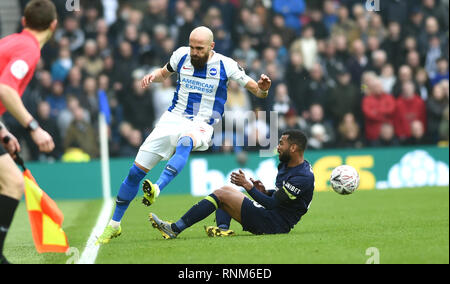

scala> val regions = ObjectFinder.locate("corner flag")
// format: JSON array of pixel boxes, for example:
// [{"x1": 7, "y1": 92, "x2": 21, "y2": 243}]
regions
[{"x1": 16, "y1": 154, "x2": 69, "y2": 253}]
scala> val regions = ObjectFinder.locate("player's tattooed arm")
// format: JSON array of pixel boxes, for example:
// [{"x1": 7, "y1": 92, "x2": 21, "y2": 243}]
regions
[
  {"x1": 141, "y1": 64, "x2": 174, "y2": 88},
  {"x1": 245, "y1": 74, "x2": 271, "y2": 98}
]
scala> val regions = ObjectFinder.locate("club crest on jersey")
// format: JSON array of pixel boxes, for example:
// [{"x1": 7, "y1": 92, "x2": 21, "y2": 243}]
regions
[{"x1": 209, "y1": 68, "x2": 218, "y2": 76}]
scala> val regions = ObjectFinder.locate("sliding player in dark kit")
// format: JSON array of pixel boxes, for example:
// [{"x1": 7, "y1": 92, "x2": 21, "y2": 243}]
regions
[{"x1": 149, "y1": 130, "x2": 315, "y2": 239}]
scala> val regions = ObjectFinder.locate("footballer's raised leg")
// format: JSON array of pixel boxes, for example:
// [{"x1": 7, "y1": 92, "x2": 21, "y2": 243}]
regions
[{"x1": 142, "y1": 136, "x2": 194, "y2": 207}]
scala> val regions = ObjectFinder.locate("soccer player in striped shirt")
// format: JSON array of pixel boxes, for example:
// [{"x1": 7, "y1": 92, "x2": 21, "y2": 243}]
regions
[{"x1": 97, "y1": 26, "x2": 272, "y2": 244}]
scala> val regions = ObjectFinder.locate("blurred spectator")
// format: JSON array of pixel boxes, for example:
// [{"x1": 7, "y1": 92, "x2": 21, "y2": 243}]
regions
[
  {"x1": 322, "y1": 0, "x2": 338, "y2": 32},
  {"x1": 346, "y1": 39, "x2": 369, "y2": 86},
  {"x1": 63, "y1": 104, "x2": 99, "y2": 159},
  {"x1": 381, "y1": 21, "x2": 403, "y2": 70},
  {"x1": 404, "y1": 120, "x2": 429, "y2": 145},
  {"x1": 224, "y1": 80, "x2": 252, "y2": 134},
  {"x1": 370, "y1": 122, "x2": 400, "y2": 147},
  {"x1": 379, "y1": 64, "x2": 396, "y2": 94},
  {"x1": 430, "y1": 57, "x2": 449, "y2": 86},
  {"x1": 51, "y1": 48, "x2": 73, "y2": 82},
  {"x1": 305, "y1": 103, "x2": 335, "y2": 147},
  {"x1": 268, "y1": 33, "x2": 289, "y2": 66},
  {"x1": 81, "y1": 6, "x2": 100, "y2": 40},
  {"x1": 381, "y1": 0, "x2": 410, "y2": 26},
  {"x1": 58, "y1": 95, "x2": 91, "y2": 138},
  {"x1": 394, "y1": 81, "x2": 427, "y2": 141},
  {"x1": 232, "y1": 35, "x2": 258, "y2": 69},
  {"x1": 120, "y1": 23, "x2": 140, "y2": 56},
  {"x1": 142, "y1": 0, "x2": 169, "y2": 37},
  {"x1": 279, "y1": 108, "x2": 307, "y2": 134},
  {"x1": 367, "y1": 13, "x2": 387, "y2": 43},
  {"x1": 78, "y1": 39, "x2": 104, "y2": 77},
  {"x1": 319, "y1": 39, "x2": 341, "y2": 80},
  {"x1": 285, "y1": 52, "x2": 309, "y2": 114},
  {"x1": 114, "y1": 41, "x2": 138, "y2": 90},
  {"x1": 392, "y1": 65, "x2": 416, "y2": 97},
  {"x1": 309, "y1": 8, "x2": 329, "y2": 40},
  {"x1": 425, "y1": 35, "x2": 444, "y2": 78},
  {"x1": 415, "y1": 68, "x2": 432, "y2": 100},
  {"x1": 290, "y1": 25, "x2": 318, "y2": 70},
  {"x1": 362, "y1": 77, "x2": 396, "y2": 142},
  {"x1": 336, "y1": 113, "x2": 364, "y2": 149},
  {"x1": 35, "y1": 70, "x2": 53, "y2": 99},
  {"x1": 245, "y1": 107, "x2": 270, "y2": 150},
  {"x1": 272, "y1": 0, "x2": 305, "y2": 33},
  {"x1": 65, "y1": 67, "x2": 82, "y2": 99},
  {"x1": 331, "y1": 5, "x2": 359, "y2": 43},
  {"x1": 303, "y1": 63, "x2": 335, "y2": 111},
  {"x1": 420, "y1": 16, "x2": 446, "y2": 59},
  {"x1": 402, "y1": 36, "x2": 419, "y2": 62},
  {"x1": 427, "y1": 83, "x2": 449, "y2": 143},
  {"x1": 176, "y1": 6, "x2": 198, "y2": 48},
  {"x1": 35, "y1": 101, "x2": 62, "y2": 161},
  {"x1": 333, "y1": 34, "x2": 351, "y2": 64},
  {"x1": 272, "y1": 83, "x2": 291, "y2": 116},
  {"x1": 81, "y1": 77, "x2": 99, "y2": 121},
  {"x1": 404, "y1": 8, "x2": 424, "y2": 38},
  {"x1": 327, "y1": 68, "x2": 359, "y2": 124},
  {"x1": 54, "y1": 16, "x2": 85, "y2": 53},
  {"x1": 267, "y1": 13, "x2": 296, "y2": 47},
  {"x1": 121, "y1": 76, "x2": 155, "y2": 134},
  {"x1": 308, "y1": 124, "x2": 329, "y2": 150},
  {"x1": 137, "y1": 32, "x2": 156, "y2": 66},
  {"x1": 405, "y1": 50, "x2": 422, "y2": 75},
  {"x1": 46, "y1": 81, "x2": 67, "y2": 119},
  {"x1": 369, "y1": 49, "x2": 387, "y2": 75},
  {"x1": 118, "y1": 122, "x2": 143, "y2": 157},
  {"x1": 421, "y1": 0, "x2": 449, "y2": 31},
  {"x1": 152, "y1": 78, "x2": 176, "y2": 121}
]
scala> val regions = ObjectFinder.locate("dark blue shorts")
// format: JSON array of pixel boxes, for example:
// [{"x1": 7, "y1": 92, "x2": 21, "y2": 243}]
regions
[{"x1": 240, "y1": 197, "x2": 290, "y2": 235}]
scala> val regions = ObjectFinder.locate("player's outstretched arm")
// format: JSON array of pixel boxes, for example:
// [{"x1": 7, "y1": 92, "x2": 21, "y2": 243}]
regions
[
  {"x1": 231, "y1": 169, "x2": 278, "y2": 209},
  {"x1": 141, "y1": 64, "x2": 174, "y2": 89},
  {"x1": 0, "y1": 83, "x2": 55, "y2": 153},
  {"x1": 245, "y1": 74, "x2": 271, "y2": 99}
]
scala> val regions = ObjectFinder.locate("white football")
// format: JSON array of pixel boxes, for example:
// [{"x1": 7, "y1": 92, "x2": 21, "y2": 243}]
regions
[{"x1": 330, "y1": 165, "x2": 360, "y2": 195}]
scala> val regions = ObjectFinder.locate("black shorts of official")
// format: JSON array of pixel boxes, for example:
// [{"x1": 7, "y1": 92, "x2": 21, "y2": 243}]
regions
[
  {"x1": 240, "y1": 197, "x2": 291, "y2": 235},
  {"x1": 0, "y1": 143, "x2": 6, "y2": 156}
]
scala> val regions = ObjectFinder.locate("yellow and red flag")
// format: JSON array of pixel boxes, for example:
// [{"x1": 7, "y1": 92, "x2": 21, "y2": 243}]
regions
[{"x1": 23, "y1": 169, "x2": 69, "y2": 253}]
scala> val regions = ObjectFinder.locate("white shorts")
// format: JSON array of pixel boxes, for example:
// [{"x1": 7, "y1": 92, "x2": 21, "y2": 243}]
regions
[{"x1": 138, "y1": 111, "x2": 214, "y2": 161}]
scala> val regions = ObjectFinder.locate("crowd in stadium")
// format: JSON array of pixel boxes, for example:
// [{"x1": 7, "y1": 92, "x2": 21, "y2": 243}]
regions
[{"x1": 1, "y1": 0, "x2": 448, "y2": 161}]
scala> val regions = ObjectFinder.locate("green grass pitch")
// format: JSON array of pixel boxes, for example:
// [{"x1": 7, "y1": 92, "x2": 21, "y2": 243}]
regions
[{"x1": 4, "y1": 186, "x2": 449, "y2": 264}]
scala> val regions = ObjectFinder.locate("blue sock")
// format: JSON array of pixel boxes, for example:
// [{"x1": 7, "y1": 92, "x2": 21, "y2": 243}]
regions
[
  {"x1": 171, "y1": 193, "x2": 219, "y2": 233},
  {"x1": 216, "y1": 208, "x2": 232, "y2": 230},
  {"x1": 112, "y1": 164, "x2": 147, "y2": 222},
  {"x1": 156, "y1": 136, "x2": 193, "y2": 191}
]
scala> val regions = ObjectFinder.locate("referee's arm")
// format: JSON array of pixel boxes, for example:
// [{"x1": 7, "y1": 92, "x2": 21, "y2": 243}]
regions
[
  {"x1": 0, "y1": 83, "x2": 34, "y2": 128},
  {"x1": 0, "y1": 83, "x2": 54, "y2": 153}
]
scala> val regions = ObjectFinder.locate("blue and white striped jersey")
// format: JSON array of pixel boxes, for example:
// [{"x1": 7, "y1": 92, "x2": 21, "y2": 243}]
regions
[{"x1": 167, "y1": 46, "x2": 251, "y2": 125}]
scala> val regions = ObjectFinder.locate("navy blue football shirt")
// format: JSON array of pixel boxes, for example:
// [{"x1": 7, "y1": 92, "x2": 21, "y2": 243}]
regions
[{"x1": 272, "y1": 160, "x2": 315, "y2": 228}]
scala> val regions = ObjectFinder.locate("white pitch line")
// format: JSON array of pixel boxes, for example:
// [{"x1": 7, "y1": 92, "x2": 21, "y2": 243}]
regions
[
  {"x1": 77, "y1": 197, "x2": 113, "y2": 264},
  {"x1": 77, "y1": 113, "x2": 113, "y2": 264}
]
